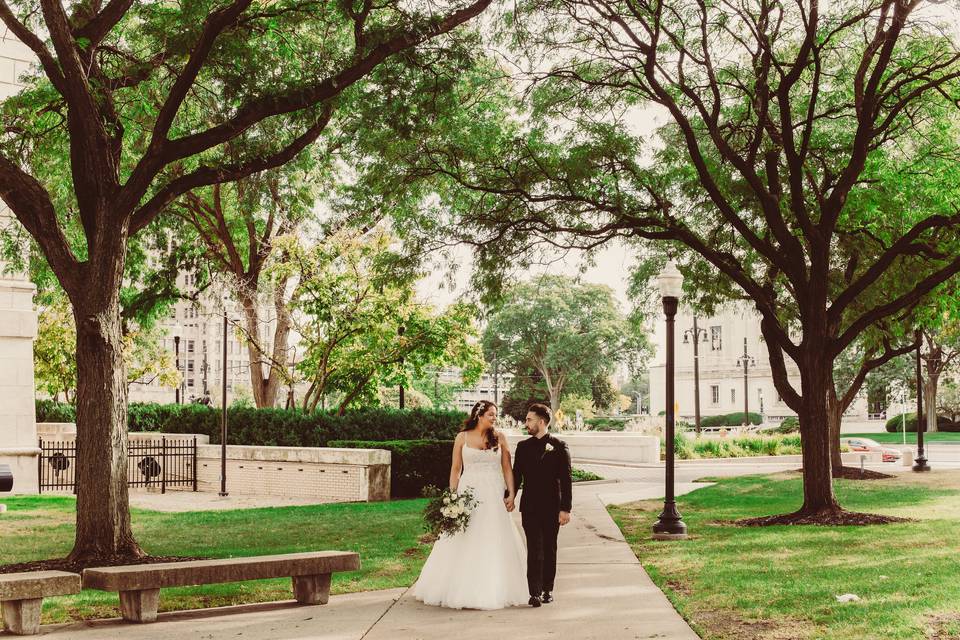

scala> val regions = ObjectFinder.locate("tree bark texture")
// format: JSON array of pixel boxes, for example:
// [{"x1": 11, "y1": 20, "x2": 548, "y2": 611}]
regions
[{"x1": 68, "y1": 283, "x2": 144, "y2": 562}]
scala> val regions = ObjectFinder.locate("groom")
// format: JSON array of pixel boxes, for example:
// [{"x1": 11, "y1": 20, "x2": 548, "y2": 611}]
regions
[{"x1": 511, "y1": 403, "x2": 573, "y2": 608}]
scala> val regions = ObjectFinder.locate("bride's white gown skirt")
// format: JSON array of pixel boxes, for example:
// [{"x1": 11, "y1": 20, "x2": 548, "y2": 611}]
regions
[{"x1": 413, "y1": 445, "x2": 530, "y2": 609}]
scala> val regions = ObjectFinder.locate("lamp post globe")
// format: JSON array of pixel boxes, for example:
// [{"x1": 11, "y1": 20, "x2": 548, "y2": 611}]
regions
[
  {"x1": 653, "y1": 261, "x2": 688, "y2": 540},
  {"x1": 657, "y1": 260, "x2": 684, "y2": 298}
]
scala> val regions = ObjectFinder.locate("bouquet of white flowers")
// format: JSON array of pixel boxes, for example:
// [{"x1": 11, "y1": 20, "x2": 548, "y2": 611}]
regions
[{"x1": 422, "y1": 485, "x2": 478, "y2": 537}]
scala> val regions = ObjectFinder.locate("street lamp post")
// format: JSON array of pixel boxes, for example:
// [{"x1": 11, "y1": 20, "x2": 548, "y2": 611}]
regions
[
  {"x1": 219, "y1": 295, "x2": 230, "y2": 496},
  {"x1": 653, "y1": 261, "x2": 688, "y2": 541},
  {"x1": 736, "y1": 337, "x2": 756, "y2": 427},
  {"x1": 913, "y1": 329, "x2": 930, "y2": 472},
  {"x1": 398, "y1": 324, "x2": 406, "y2": 410},
  {"x1": 174, "y1": 336, "x2": 181, "y2": 404},
  {"x1": 683, "y1": 317, "x2": 707, "y2": 434}
]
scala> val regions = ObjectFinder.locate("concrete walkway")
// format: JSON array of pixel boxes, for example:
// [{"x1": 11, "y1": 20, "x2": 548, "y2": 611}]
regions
[{"x1": 47, "y1": 479, "x2": 701, "y2": 640}]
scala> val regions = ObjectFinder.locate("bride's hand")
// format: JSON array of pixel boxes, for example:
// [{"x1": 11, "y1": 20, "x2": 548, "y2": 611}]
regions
[{"x1": 504, "y1": 495, "x2": 516, "y2": 512}]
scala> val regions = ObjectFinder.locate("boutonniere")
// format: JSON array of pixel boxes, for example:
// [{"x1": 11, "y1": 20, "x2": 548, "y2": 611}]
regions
[{"x1": 544, "y1": 443, "x2": 555, "y2": 453}]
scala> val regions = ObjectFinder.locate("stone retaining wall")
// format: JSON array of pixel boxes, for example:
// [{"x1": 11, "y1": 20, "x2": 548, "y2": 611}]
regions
[
  {"x1": 503, "y1": 431, "x2": 660, "y2": 464},
  {"x1": 194, "y1": 445, "x2": 391, "y2": 502},
  {"x1": 34, "y1": 424, "x2": 390, "y2": 503}
]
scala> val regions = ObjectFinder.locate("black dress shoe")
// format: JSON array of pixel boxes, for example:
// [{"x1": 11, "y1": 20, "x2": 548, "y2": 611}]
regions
[
  {"x1": 528, "y1": 596, "x2": 542, "y2": 607},
  {"x1": 541, "y1": 591, "x2": 554, "y2": 604}
]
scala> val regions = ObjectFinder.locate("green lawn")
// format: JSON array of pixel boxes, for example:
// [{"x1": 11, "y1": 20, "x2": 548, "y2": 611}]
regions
[
  {"x1": 610, "y1": 471, "x2": 960, "y2": 640},
  {"x1": 0, "y1": 496, "x2": 431, "y2": 624},
  {"x1": 843, "y1": 431, "x2": 960, "y2": 444}
]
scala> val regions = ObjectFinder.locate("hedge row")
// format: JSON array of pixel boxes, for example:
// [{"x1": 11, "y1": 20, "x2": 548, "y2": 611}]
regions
[
  {"x1": 330, "y1": 439, "x2": 453, "y2": 498},
  {"x1": 36, "y1": 400, "x2": 467, "y2": 446},
  {"x1": 700, "y1": 412, "x2": 763, "y2": 428},
  {"x1": 885, "y1": 413, "x2": 960, "y2": 433}
]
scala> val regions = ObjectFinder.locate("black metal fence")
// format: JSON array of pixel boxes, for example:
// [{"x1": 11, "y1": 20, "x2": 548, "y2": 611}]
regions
[{"x1": 39, "y1": 437, "x2": 197, "y2": 494}]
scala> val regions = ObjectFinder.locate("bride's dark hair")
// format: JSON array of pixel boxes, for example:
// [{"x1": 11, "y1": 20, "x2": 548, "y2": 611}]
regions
[{"x1": 462, "y1": 400, "x2": 498, "y2": 450}]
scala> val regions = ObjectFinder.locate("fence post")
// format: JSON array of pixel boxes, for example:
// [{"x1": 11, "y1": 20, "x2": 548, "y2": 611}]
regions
[
  {"x1": 192, "y1": 436, "x2": 198, "y2": 492},
  {"x1": 37, "y1": 438, "x2": 43, "y2": 495},
  {"x1": 161, "y1": 436, "x2": 167, "y2": 495},
  {"x1": 72, "y1": 439, "x2": 77, "y2": 495}
]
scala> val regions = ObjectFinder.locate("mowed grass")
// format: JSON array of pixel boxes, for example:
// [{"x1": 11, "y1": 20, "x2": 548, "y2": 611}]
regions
[
  {"x1": 844, "y1": 431, "x2": 960, "y2": 444},
  {"x1": 610, "y1": 470, "x2": 960, "y2": 640},
  {"x1": 0, "y1": 496, "x2": 430, "y2": 624}
]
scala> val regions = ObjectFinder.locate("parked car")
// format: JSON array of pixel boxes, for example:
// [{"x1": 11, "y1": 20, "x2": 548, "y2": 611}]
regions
[{"x1": 840, "y1": 437, "x2": 903, "y2": 463}]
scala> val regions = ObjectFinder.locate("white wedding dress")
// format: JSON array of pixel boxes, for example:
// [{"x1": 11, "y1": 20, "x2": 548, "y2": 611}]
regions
[{"x1": 413, "y1": 444, "x2": 530, "y2": 609}]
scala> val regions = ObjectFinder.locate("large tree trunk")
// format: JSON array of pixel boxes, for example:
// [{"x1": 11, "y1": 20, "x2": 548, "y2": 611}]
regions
[
  {"x1": 796, "y1": 366, "x2": 841, "y2": 515},
  {"x1": 240, "y1": 287, "x2": 291, "y2": 409},
  {"x1": 68, "y1": 290, "x2": 144, "y2": 563}
]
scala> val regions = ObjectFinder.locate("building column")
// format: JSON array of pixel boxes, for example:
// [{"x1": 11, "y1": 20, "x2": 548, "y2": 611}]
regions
[{"x1": 0, "y1": 259, "x2": 39, "y2": 494}]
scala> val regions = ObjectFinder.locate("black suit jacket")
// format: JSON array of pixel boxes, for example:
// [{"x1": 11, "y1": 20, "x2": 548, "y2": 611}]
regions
[{"x1": 513, "y1": 435, "x2": 573, "y2": 514}]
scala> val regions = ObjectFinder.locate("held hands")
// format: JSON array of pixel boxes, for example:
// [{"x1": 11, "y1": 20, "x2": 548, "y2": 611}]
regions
[
  {"x1": 559, "y1": 511, "x2": 571, "y2": 526},
  {"x1": 504, "y1": 495, "x2": 516, "y2": 512}
]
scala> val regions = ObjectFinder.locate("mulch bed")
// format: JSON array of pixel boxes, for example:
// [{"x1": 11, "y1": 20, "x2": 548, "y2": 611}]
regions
[
  {"x1": 794, "y1": 466, "x2": 895, "y2": 480},
  {"x1": 0, "y1": 555, "x2": 207, "y2": 575},
  {"x1": 736, "y1": 509, "x2": 910, "y2": 527}
]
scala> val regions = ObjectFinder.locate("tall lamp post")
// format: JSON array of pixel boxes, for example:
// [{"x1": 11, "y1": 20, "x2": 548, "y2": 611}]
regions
[
  {"x1": 173, "y1": 335, "x2": 181, "y2": 404},
  {"x1": 653, "y1": 261, "x2": 688, "y2": 540},
  {"x1": 219, "y1": 294, "x2": 230, "y2": 497},
  {"x1": 913, "y1": 329, "x2": 930, "y2": 472},
  {"x1": 398, "y1": 324, "x2": 406, "y2": 410},
  {"x1": 736, "y1": 337, "x2": 756, "y2": 427},
  {"x1": 683, "y1": 318, "x2": 707, "y2": 434}
]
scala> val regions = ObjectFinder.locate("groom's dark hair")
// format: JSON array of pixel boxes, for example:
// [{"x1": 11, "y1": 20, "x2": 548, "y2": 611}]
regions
[{"x1": 528, "y1": 403, "x2": 552, "y2": 425}]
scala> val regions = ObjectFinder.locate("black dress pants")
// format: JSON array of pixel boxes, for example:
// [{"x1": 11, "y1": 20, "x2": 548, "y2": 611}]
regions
[{"x1": 521, "y1": 509, "x2": 560, "y2": 596}]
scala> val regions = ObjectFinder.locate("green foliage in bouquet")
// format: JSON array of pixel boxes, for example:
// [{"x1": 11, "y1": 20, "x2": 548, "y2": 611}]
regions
[{"x1": 422, "y1": 485, "x2": 478, "y2": 537}]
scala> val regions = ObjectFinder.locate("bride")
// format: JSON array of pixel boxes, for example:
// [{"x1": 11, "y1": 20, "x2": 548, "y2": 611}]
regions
[{"x1": 413, "y1": 400, "x2": 530, "y2": 609}]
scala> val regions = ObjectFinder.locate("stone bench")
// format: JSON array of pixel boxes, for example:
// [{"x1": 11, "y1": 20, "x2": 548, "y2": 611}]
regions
[
  {"x1": 82, "y1": 551, "x2": 360, "y2": 623},
  {"x1": 0, "y1": 571, "x2": 81, "y2": 635}
]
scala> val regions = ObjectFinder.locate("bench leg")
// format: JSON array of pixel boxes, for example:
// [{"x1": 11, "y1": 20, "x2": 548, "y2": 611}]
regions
[
  {"x1": 119, "y1": 589, "x2": 160, "y2": 623},
  {"x1": 1, "y1": 598, "x2": 42, "y2": 635},
  {"x1": 292, "y1": 574, "x2": 331, "y2": 605}
]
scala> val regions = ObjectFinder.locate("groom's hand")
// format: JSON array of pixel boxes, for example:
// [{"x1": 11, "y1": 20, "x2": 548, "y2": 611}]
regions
[
  {"x1": 504, "y1": 496, "x2": 516, "y2": 512},
  {"x1": 559, "y1": 511, "x2": 571, "y2": 526}
]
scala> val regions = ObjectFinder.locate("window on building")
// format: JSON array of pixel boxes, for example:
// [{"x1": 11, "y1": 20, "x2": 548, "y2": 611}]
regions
[
  {"x1": 730, "y1": 388, "x2": 736, "y2": 404},
  {"x1": 187, "y1": 361, "x2": 194, "y2": 373},
  {"x1": 187, "y1": 378, "x2": 194, "y2": 387},
  {"x1": 710, "y1": 326, "x2": 722, "y2": 350},
  {"x1": 711, "y1": 385, "x2": 719, "y2": 404},
  {"x1": 187, "y1": 340, "x2": 195, "y2": 353}
]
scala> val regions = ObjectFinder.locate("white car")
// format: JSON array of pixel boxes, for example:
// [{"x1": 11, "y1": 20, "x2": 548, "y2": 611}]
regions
[{"x1": 840, "y1": 437, "x2": 903, "y2": 463}]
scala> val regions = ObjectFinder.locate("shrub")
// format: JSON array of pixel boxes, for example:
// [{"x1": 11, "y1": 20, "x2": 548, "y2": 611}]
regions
[
  {"x1": 762, "y1": 416, "x2": 799, "y2": 435},
  {"x1": 885, "y1": 413, "x2": 959, "y2": 433},
  {"x1": 572, "y1": 468, "x2": 603, "y2": 482},
  {"x1": 674, "y1": 433, "x2": 694, "y2": 460},
  {"x1": 700, "y1": 412, "x2": 762, "y2": 428},
  {"x1": 584, "y1": 417, "x2": 627, "y2": 431},
  {"x1": 35, "y1": 399, "x2": 76, "y2": 423},
  {"x1": 668, "y1": 434, "x2": 803, "y2": 460},
  {"x1": 37, "y1": 400, "x2": 467, "y2": 446},
  {"x1": 329, "y1": 439, "x2": 453, "y2": 498}
]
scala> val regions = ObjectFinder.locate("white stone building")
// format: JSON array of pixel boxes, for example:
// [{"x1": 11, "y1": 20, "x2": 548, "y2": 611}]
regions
[
  {"x1": 432, "y1": 367, "x2": 514, "y2": 412},
  {"x1": 128, "y1": 273, "x2": 264, "y2": 406},
  {"x1": 648, "y1": 303, "x2": 869, "y2": 425},
  {"x1": 0, "y1": 31, "x2": 39, "y2": 493}
]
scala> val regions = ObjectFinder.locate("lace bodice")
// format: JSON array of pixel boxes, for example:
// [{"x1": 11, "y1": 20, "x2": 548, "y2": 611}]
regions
[{"x1": 462, "y1": 444, "x2": 502, "y2": 475}]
